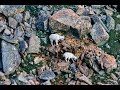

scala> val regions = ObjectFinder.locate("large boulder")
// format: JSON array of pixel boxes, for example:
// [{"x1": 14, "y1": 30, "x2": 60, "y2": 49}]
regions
[
  {"x1": 1, "y1": 41, "x2": 21, "y2": 75},
  {"x1": 90, "y1": 22, "x2": 109, "y2": 46},
  {"x1": 49, "y1": 8, "x2": 92, "y2": 36}
]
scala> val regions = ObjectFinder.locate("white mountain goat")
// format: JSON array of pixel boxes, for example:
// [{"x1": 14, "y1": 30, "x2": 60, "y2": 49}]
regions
[
  {"x1": 49, "y1": 34, "x2": 64, "y2": 46},
  {"x1": 63, "y1": 52, "x2": 77, "y2": 62}
]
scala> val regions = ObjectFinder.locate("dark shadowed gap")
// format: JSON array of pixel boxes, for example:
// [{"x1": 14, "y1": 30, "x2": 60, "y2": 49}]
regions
[
  {"x1": 70, "y1": 26, "x2": 80, "y2": 39},
  {"x1": 0, "y1": 39, "x2": 3, "y2": 72}
]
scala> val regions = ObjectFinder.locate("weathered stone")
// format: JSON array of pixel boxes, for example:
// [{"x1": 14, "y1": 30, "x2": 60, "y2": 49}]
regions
[
  {"x1": 24, "y1": 11, "x2": 30, "y2": 21},
  {"x1": 83, "y1": 44, "x2": 117, "y2": 73},
  {"x1": 69, "y1": 63, "x2": 77, "y2": 72},
  {"x1": 90, "y1": 22, "x2": 109, "y2": 46},
  {"x1": 106, "y1": 15, "x2": 115, "y2": 32},
  {"x1": 27, "y1": 34, "x2": 40, "y2": 53},
  {"x1": 3, "y1": 28, "x2": 11, "y2": 35},
  {"x1": 0, "y1": 21, "x2": 7, "y2": 33},
  {"x1": 39, "y1": 70, "x2": 55, "y2": 80},
  {"x1": 102, "y1": 54, "x2": 117, "y2": 72},
  {"x1": 99, "y1": 14, "x2": 107, "y2": 22},
  {"x1": 49, "y1": 8, "x2": 78, "y2": 32},
  {"x1": 19, "y1": 39, "x2": 28, "y2": 54},
  {"x1": 0, "y1": 35, "x2": 18, "y2": 44},
  {"x1": 14, "y1": 13, "x2": 23, "y2": 23},
  {"x1": 8, "y1": 17, "x2": 18, "y2": 29},
  {"x1": 115, "y1": 24, "x2": 120, "y2": 31},
  {"x1": 14, "y1": 26, "x2": 24, "y2": 38},
  {"x1": 0, "y1": 5, "x2": 25, "y2": 16},
  {"x1": 105, "y1": 9, "x2": 113, "y2": 16},
  {"x1": 91, "y1": 15, "x2": 109, "y2": 32},
  {"x1": 1, "y1": 41, "x2": 21, "y2": 75},
  {"x1": 35, "y1": 9, "x2": 51, "y2": 31},
  {"x1": 76, "y1": 5, "x2": 85, "y2": 15},
  {"x1": 49, "y1": 8, "x2": 92, "y2": 35}
]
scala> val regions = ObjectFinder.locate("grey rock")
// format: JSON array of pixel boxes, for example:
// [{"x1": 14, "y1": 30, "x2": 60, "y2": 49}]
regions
[
  {"x1": 0, "y1": 35, "x2": 18, "y2": 44},
  {"x1": 24, "y1": 11, "x2": 30, "y2": 21},
  {"x1": 14, "y1": 13, "x2": 23, "y2": 23},
  {"x1": 24, "y1": 22, "x2": 31, "y2": 28},
  {"x1": 99, "y1": 14, "x2": 107, "y2": 22},
  {"x1": 14, "y1": 26, "x2": 24, "y2": 38},
  {"x1": 0, "y1": 5, "x2": 25, "y2": 16},
  {"x1": 24, "y1": 28, "x2": 33, "y2": 37},
  {"x1": 90, "y1": 22, "x2": 109, "y2": 46},
  {"x1": 27, "y1": 34, "x2": 40, "y2": 53},
  {"x1": 91, "y1": 15, "x2": 109, "y2": 32},
  {"x1": 106, "y1": 15, "x2": 115, "y2": 32},
  {"x1": 8, "y1": 17, "x2": 18, "y2": 29},
  {"x1": 69, "y1": 63, "x2": 77, "y2": 72},
  {"x1": 0, "y1": 21, "x2": 7, "y2": 33},
  {"x1": 39, "y1": 70, "x2": 55, "y2": 80},
  {"x1": 35, "y1": 9, "x2": 51, "y2": 31},
  {"x1": 115, "y1": 24, "x2": 120, "y2": 31},
  {"x1": 1, "y1": 41, "x2": 21, "y2": 75},
  {"x1": 93, "y1": 9, "x2": 101, "y2": 15},
  {"x1": 4, "y1": 28, "x2": 11, "y2": 35},
  {"x1": 19, "y1": 39, "x2": 28, "y2": 54}
]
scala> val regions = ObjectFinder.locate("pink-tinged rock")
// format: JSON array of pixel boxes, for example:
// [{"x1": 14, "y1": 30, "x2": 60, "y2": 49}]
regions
[
  {"x1": 49, "y1": 8, "x2": 92, "y2": 35},
  {"x1": 102, "y1": 54, "x2": 117, "y2": 72},
  {"x1": 76, "y1": 5, "x2": 85, "y2": 15},
  {"x1": 27, "y1": 34, "x2": 40, "y2": 53}
]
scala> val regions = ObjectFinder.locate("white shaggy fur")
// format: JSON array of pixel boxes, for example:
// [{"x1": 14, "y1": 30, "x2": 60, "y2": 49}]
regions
[
  {"x1": 63, "y1": 52, "x2": 77, "y2": 62},
  {"x1": 49, "y1": 34, "x2": 64, "y2": 46}
]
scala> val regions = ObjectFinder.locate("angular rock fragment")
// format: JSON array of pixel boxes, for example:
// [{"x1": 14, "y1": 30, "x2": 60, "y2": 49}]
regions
[
  {"x1": 35, "y1": 9, "x2": 51, "y2": 31},
  {"x1": 3, "y1": 28, "x2": 11, "y2": 35},
  {"x1": 8, "y1": 17, "x2": 18, "y2": 29},
  {"x1": 27, "y1": 34, "x2": 40, "y2": 53},
  {"x1": 24, "y1": 11, "x2": 30, "y2": 21},
  {"x1": 14, "y1": 13, "x2": 23, "y2": 23},
  {"x1": 39, "y1": 70, "x2": 55, "y2": 80},
  {"x1": 19, "y1": 39, "x2": 28, "y2": 54},
  {"x1": 106, "y1": 15, "x2": 115, "y2": 32},
  {"x1": 91, "y1": 15, "x2": 109, "y2": 32},
  {"x1": 115, "y1": 24, "x2": 120, "y2": 31},
  {"x1": 76, "y1": 5, "x2": 85, "y2": 15},
  {"x1": 90, "y1": 22, "x2": 109, "y2": 46},
  {"x1": 1, "y1": 41, "x2": 21, "y2": 75},
  {"x1": 14, "y1": 26, "x2": 24, "y2": 38},
  {"x1": 0, "y1": 21, "x2": 7, "y2": 33}
]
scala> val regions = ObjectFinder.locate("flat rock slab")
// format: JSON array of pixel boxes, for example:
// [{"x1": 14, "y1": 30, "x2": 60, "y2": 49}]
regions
[
  {"x1": 27, "y1": 34, "x2": 40, "y2": 53},
  {"x1": 106, "y1": 15, "x2": 115, "y2": 32},
  {"x1": 49, "y1": 8, "x2": 92, "y2": 35},
  {"x1": 90, "y1": 22, "x2": 109, "y2": 46},
  {"x1": 1, "y1": 41, "x2": 21, "y2": 75},
  {"x1": 39, "y1": 70, "x2": 55, "y2": 80}
]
